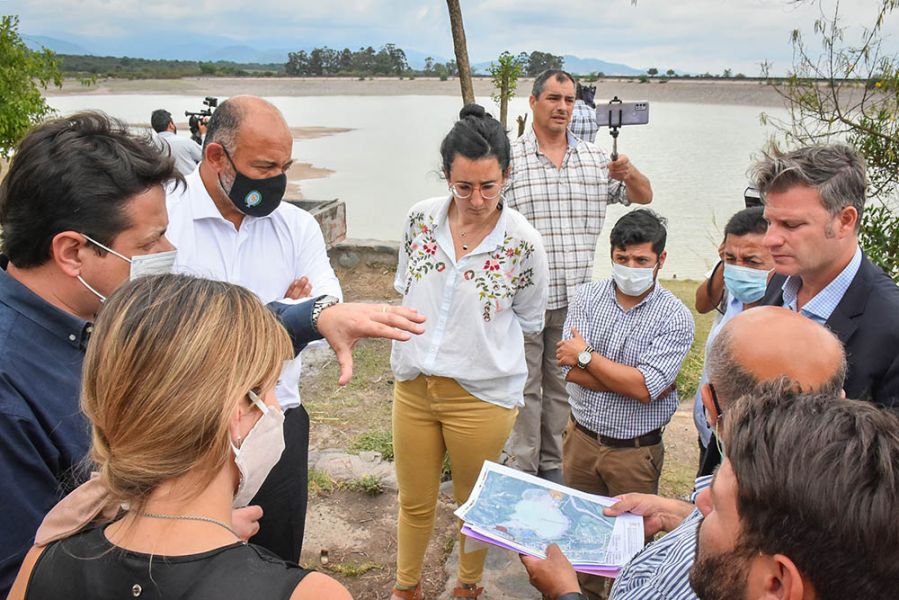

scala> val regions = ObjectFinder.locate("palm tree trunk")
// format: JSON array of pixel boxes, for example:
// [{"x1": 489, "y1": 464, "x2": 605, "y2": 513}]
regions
[{"x1": 446, "y1": 0, "x2": 475, "y2": 104}]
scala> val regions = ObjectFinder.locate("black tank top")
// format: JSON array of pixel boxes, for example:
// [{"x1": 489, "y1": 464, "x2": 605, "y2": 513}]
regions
[{"x1": 26, "y1": 526, "x2": 312, "y2": 599}]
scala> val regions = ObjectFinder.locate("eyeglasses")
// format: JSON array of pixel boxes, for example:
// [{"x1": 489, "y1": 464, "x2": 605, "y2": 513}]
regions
[{"x1": 450, "y1": 182, "x2": 502, "y2": 201}]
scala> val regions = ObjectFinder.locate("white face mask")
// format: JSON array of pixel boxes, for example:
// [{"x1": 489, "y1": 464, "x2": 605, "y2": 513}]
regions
[
  {"x1": 231, "y1": 390, "x2": 286, "y2": 508},
  {"x1": 81, "y1": 233, "x2": 178, "y2": 281},
  {"x1": 611, "y1": 262, "x2": 657, "y2": 297}
]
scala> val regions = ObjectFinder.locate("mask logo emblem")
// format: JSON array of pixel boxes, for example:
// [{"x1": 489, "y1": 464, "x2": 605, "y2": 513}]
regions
[{"x1": 244, "y1": 190, "x2": 262, "y2": 207}]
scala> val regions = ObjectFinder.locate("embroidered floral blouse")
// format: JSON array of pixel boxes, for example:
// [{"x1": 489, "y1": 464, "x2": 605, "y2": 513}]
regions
[{"x1": 390, "y1": 195, "x2": 548, "y2": 408}]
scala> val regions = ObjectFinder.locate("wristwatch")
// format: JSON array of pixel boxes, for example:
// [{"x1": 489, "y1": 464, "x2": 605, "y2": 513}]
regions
[
  {"x1": 557, "y1": 593, "x2": 586, "y2": 600},
  {"x1": 576, "y1": 344, "x2": 595, "y2": 369},
  {"x1": 310, "y1": 295, "x2": 340, "y2": 334}
]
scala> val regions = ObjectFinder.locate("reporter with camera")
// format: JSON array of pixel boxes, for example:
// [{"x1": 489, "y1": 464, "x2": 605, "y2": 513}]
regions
[{"x1": 150, "y1": 109, "x2": 201, "y2": 176}]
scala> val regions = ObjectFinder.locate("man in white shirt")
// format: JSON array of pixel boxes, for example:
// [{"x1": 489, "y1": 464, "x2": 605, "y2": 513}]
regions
[
  {"x1": 151, "y1": 109, "x2": 202, "y2": 176},
  {"x1": 165, "y1": 95, "x2": 342, "y2": 563}
]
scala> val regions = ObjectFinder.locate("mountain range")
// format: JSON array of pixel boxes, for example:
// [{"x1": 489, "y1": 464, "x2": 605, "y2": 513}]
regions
[{"x1": 23, "y1": 34, "x2": 649, "y2": 75}]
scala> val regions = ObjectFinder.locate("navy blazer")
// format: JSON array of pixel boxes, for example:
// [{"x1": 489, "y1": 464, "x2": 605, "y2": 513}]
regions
[{"x1": 762, "y1": 254, "x2": 899, "y2": 408}]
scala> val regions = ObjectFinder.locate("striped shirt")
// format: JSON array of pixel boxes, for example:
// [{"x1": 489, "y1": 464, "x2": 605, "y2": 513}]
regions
[
  {"x1": 610, "y1": 476, "x2": 713, "y2": 600},
  {"x1": 505, "y1": 127, "x2": 627, "y2": 311},
  {"x1": 563, "y1": 280, "x2": 695, "y2": 438},
  {"x1": 610, "y1": 508, "x2": 703, "y2": 600},
  {"x1": 781, "y1": 246, "x2": 862, "y2": 324}
]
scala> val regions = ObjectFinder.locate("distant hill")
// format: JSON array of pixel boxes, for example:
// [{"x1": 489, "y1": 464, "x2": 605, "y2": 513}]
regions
[
  {"x1": 471, "y1": 54, "x2": 644, "y2": 77},
  {"x1": 23, "y1": 33, "x2": 654, "y2": 76}
]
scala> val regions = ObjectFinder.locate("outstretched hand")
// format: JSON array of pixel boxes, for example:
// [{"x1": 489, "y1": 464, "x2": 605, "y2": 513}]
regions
[
  {"x1": 519, "y1": 544, "x2": 581, "y2": 598},
  {"x1": 316, "y1": 302, "x2": 426, "y2": 385}
]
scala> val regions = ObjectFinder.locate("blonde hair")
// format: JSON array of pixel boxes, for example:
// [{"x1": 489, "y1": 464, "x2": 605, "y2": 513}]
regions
[{"x1": 81, "y1": 274, "x2": 292, "y2": 508}]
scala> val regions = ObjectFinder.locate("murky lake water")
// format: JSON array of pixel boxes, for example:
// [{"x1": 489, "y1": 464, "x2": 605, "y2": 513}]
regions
[{"x1": 47, "y1": 94, "x2": 786, "y2": 279}]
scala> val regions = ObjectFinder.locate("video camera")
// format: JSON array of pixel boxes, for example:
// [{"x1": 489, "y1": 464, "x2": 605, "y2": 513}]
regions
[{"x1": 185, "y1": 96, "x2": 218, "y2": 145}]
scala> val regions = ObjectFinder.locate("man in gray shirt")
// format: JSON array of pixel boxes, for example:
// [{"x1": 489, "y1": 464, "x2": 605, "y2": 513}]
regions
[{"x1": 151, "y1": 109, "x2": 202, "y2": 175}]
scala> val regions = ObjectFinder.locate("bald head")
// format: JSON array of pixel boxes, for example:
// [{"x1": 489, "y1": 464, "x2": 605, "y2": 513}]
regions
[
  {"x1": 707, "y1": 306, "x2": 846, "y2": 409},
  {"x1": 203, "y1": 95, "x2": 290, "y2": 154}
]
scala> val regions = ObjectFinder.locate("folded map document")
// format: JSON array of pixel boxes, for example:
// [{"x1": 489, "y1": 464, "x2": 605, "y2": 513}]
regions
[{"x1": 455, "y1": 461, "x2": 645, "y2": 577}]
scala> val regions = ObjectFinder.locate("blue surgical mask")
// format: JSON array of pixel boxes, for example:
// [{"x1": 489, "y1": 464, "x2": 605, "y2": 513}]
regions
[{"x1": 723, "y1": 263, "x2": 770, "y2": 304}]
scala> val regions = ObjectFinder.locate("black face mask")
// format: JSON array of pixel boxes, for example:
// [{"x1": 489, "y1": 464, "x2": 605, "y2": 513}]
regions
[{"x1": 219, "y1": 147, "x2": 287, "y2": 217}]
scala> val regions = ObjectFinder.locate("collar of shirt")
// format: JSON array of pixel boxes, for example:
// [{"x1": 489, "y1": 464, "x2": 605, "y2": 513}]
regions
[
  {"x1": 781, "y1": 245, "x2": 862, "y2": 324},
  {"x1": 0, "y1": 265, "x2": 92, "y2": 350},
  {"x1": 522, "y1": 126, "x2": 580, "y2": 158},
  {"x1": 433, "y1": 194, "x2": 509, "y2": 262}
]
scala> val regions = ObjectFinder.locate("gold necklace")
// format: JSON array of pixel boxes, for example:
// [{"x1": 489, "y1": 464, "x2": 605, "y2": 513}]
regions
[
  {"x1": 455, "y1": 209, "x2": 499, "y2": 251},
  {"x1": 140, "y1": 512, "x2": 243, "y2": 541}
]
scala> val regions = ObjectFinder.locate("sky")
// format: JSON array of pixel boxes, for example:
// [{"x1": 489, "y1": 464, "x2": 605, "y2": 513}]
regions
[{"x1": 4, "y1": 0, "x2": 899, "y2": 74}]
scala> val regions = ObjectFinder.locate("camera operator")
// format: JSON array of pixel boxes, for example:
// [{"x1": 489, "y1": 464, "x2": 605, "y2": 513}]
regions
[{"x1": 151, "y1": 109, "x2": 201, "y2": 176}]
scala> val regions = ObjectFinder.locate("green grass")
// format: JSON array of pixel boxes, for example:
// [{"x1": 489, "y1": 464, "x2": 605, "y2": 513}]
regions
[
  {"x1": 308, "y1": 468, "x2": 337, "y2": 497},
  {"x1": 349, "y1": 429, "x2": 394, "y2": 461},
  {"x1": 326, "y1": 560, "x2": 384, "y2": 577},
  {"x1": 346, "y1": 474, "x2": 384, "y2": 496}
]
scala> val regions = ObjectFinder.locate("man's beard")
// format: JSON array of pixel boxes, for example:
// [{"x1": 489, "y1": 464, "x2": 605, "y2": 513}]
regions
[{"x1": 689, "y1": 522, "x2": 752, "y2": 600}]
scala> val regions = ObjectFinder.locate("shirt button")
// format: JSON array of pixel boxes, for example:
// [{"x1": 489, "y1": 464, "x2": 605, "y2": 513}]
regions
[
  {"x1": 132, "y1": 584, "x2": 142, "y2": 597},
  {"x1": 68, "y1": 334, "x2": 76, "y2": 342}
]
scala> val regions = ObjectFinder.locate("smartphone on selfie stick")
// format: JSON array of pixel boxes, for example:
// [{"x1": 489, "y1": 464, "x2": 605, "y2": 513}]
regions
[{"x1": 595, "y1": 97, "x2": 650, "y2": 160}]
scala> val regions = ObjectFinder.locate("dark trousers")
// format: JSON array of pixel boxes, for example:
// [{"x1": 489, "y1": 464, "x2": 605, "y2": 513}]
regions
[{"x1": 249, "y1": 404, "x2": 309, "y2": 563}]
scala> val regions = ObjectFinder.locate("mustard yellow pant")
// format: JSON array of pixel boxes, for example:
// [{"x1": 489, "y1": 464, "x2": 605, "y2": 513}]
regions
[{"x1": 393, "y1": 375, "x2": 518, "y2": 586}]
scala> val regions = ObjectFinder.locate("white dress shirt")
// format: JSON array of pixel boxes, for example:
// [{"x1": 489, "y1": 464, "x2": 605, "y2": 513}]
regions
[
  {"x1": 390, "y1": 196, "x2": 548, "y2": 408},
  {"x1": 166, "y1": 168, "x2": 342, "y2": 409}
]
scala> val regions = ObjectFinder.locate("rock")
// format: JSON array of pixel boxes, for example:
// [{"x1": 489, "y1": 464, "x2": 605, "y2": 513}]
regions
[{"x1": 310, "y1": 448, "x2": 398, "y2": 491}]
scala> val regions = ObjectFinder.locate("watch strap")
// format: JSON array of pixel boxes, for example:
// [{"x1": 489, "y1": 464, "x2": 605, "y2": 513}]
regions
[
  {"x1": 557, "y1": 593, "x2": 586, "y2": 600},
  {"x1": 310, "y1": 295, "x2": 340, "y2": 334}
]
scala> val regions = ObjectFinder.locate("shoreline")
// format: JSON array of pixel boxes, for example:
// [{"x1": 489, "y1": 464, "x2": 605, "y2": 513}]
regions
[{"x1": 49, "y1": 76, "x2": 790, "y2": 108}]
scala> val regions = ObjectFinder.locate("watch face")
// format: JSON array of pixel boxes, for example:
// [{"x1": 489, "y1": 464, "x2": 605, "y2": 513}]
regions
[{"x1": 578, "y1": 350, "x2": 592, "y2": 365}]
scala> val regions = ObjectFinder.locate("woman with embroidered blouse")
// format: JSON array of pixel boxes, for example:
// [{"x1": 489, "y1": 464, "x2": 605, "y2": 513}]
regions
[{"x1": 389, "y1": 105, "x2": 549, "y2": 600}]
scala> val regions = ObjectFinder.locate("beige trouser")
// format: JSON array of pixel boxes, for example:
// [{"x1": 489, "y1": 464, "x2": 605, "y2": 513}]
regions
[
  {"x1": 506, "y1": 307, "x2": 570, "y2": 474},
  {"x1": 393, "y1": 375, "x2": 518, "y2": 587},
  {"x1": 562, "y1": 418, "x2": 665, "y2": 600}
]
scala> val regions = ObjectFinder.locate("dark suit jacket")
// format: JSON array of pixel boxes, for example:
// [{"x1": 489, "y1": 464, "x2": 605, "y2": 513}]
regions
[{"x1": 762, "y1": 254, "x2": 899, "y2": 408}]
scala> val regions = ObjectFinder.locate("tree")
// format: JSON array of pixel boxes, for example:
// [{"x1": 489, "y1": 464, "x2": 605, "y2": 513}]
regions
[
  {"x1": 762, "y1": 0, "x2": 899, "y2": 279},
  {"x1": 722, "y1": 67, "x2": 733, "y2": 78},
  {"x1": 489, "y1": 51, "x2": 525, "y2": 128},
  {"x1": 647, "y1": 67, "x2": 659, "y2": 77},
  {"x1": 424, "y1": 56, "x2": 434, "y2": 75},
  {"x1": 666, "y1": 68, "x2": 676, "y2": 77},
  {"x1": 0, "y1": 16, "x2": 62, "y2": 158},
  {"x1": 526, "y1": 51, "x2": 564, "y2": 77},
  {"x1": 445, "y1": 0, "x2": 474, "y2": 104}
]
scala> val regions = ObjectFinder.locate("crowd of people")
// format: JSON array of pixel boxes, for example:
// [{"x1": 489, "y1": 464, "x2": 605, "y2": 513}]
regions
[{"x1": 0, "y1": 67, "x2": 897, "y2": 600}]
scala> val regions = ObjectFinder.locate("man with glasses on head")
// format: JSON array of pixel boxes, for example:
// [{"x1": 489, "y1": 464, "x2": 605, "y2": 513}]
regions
[
  {"x1": 520, "y1": 306, "x2": 847, "y2": 600},
  {"x1": 504, "y1": 69, "x2": 652, "y2": 486}
]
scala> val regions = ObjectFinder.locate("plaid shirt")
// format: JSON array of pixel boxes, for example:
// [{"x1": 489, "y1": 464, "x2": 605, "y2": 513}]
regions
[
  {"x1": 505, "y1": 127, "x2": 628, "y2": 311},
  {"x1": 563, "y1": 280, "x2": 695, "y2": 438},
  {"x1": 569, "y1": 100, "x2": 599, "y2": 142}
]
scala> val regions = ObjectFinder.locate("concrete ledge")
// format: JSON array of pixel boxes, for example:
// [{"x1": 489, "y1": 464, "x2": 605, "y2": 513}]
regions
[{"x1": 328, "y1": 238, "x2": 400, "y2": 269}]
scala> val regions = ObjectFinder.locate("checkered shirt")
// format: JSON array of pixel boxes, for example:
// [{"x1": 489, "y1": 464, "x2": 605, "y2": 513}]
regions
[
  {"x1": 505, "y1": 127, "x2": 628, "y2": 311},
  {"x1": 563, "y1": 279, "x2": 695, "y2": 438},
  {"x1": 569, "y1": 100, "x2": 599, "y2": 143}
]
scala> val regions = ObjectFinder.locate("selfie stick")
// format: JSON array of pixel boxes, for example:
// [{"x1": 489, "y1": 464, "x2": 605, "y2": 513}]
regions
[{"x1": 604, "y1": 96, "x2": 624, "y2": 161}]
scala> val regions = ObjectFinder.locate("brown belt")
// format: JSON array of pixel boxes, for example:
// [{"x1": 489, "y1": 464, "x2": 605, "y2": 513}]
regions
[{"x1": 573, "y1": 418, "x2": 662, "y2": 448}]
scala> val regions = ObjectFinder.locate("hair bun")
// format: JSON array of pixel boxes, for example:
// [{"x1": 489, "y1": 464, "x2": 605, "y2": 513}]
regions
[{"x1": 459, "y1": 103, "x2": 488, "y2": 120}]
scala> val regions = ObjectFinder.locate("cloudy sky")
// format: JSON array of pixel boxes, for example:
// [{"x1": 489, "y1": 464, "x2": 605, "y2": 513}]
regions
[{"x1": 5, "y1": 0, "x2": 898, "y2": 74}]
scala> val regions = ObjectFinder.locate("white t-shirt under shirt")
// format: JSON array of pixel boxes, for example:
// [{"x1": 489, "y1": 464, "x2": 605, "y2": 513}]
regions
[
  {"x1": 390, "y1": 195, "x2": 548, "y2": 409},
  {"x1": 166, "y1": 168, "x2": 342, "y2": 409}
]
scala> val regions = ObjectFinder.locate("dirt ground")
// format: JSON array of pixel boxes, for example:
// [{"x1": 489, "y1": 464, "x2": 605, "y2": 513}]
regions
[
  {"x1": 299, "y1": 264, "x2": 709, "y2": 599},
  {"x1": 50, "y1": 75, "x2": 790, "y2": 108}
]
